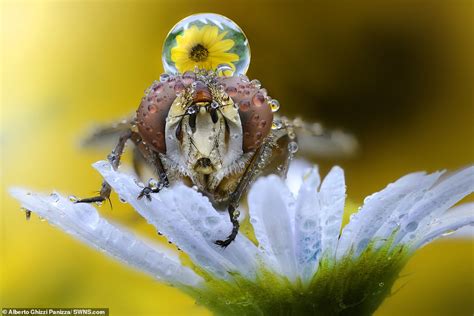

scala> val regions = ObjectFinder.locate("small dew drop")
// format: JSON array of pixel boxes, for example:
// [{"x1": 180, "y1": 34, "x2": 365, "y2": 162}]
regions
[
  {"x1": 288, "y1": 141, "x2": 299, "y2": 154},
  {"x1": 68, "y1": 195, "x2": 78, "y2": 202},
  {"x1": 379, "y1": 282, "x2": 385, "y2": 287},
  {"x1": 49, "y1": 192, "x2": 60, "y2": 203},
  {"x1": 250, "y1": 79, "x2": 261, "y2": 89},
  {"x1": 271, "y1": 120, "x2": 283, "y2": 130},
  {"x1": 269, "y1": 99, "x2": 280, "y2": 112},
  {"x1": 119, "y1": 197, "x2": 127, "y2": 204},
  {"x1": 160, "y1": 73, "x2": 170, "y2": 82},
  {"x1": 441, "y1": 229, "x2": 456, "y2": 237}
]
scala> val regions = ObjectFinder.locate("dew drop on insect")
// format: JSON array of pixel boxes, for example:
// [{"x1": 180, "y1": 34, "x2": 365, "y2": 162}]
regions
[
  {"x1": 288, "y1": 142, "x2": 298, "y2": 154},
  {"x1": 269, "y1": 99, "x2": 280, "y2": 112},
  {"x1": 68, "y1": 195, "x2": 78, "y2": 202},
  {"x1": 239, "y1": 100, "x2": 250, "y2": 112},
  {"x1": 119, "y1": 197, "x2": 127, "y2": 204},
  {"x1": 217, "y1": 64, "x2": 234, "y2": 77},
  {"x1": 162, "y1": 13, "x2": 251, "y2": 75},
  {"x1": 271, "y1": 120, "x2": 283, "y2": 130},
  {"x1": 250, "y1": 79, "x2": 261, "y2": 89},
  {"x1": 159, "y1": 73, "x2": 170, "y2": 82}
]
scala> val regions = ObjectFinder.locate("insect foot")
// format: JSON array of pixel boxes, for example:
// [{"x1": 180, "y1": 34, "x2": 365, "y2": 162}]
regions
[
  {"x1": 215, "y1": 207, "x2": 240, "y2": 248},
  {"x1": 137, "y1": 178, "x2": 166, "y2": 201}
]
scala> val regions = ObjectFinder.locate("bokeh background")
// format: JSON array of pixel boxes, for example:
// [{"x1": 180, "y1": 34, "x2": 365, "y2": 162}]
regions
[{"x1": 1, "y1": 0, "x2": 473, "y2": 315}]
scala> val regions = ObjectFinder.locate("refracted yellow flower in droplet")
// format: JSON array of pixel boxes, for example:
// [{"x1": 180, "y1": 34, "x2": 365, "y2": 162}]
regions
[{"x1": 171, "y1": 25, "x2": 239, "y2": 73}]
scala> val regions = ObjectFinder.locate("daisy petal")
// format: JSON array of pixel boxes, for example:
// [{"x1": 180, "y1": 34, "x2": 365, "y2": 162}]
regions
[
  {"x1": 336, "y1": 172, "x2": 436, "y2": 258},
  {"x1": 285, "y1": 159, "x2": 314, "y2": 197},
  {"x1": 158, "y1": 185, "x2": 261, "y2": 278},
  {"x1": 319, "y1": 166, "x2": 345, "y2": 258},
  {"x1": 9, "y1": 188, "x2": 202, "y2": 287},
  {"x1": 294, "y1": 167, "x2": 322, "y2": 283},
  {"x1": 248, "y1": 175, "x2": 298, "y2": 281},
  {"x1": 408, "y1": 202, "x2": 474, "y2": 250},
  {"x1": 94, "y1": 161, "x2": 238, "y2": 278},
  {"x1": 395, "y1": 166, "x2": 474, "y2": 245}
]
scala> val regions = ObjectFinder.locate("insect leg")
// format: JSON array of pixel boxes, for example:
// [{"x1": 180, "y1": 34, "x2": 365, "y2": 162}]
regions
[
  {"x1": 76, "y1": 130, "x2": 132, "y2": 204},
  {"x1": 133, "y1": 147, "x2": 170, "y2": 201},
  {"x1": 215, "y1": 138, "x2": 278, "y2": 248}
]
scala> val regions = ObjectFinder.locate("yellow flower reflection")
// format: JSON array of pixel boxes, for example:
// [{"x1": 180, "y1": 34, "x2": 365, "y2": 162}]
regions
[{"x1": 171, "y1": 25, "x2": 239, "y2": 73}]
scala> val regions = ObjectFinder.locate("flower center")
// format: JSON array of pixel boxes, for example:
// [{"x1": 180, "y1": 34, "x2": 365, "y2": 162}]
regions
[{"x1": 189, "y1": 44, "x2": 209, "y2": 62}]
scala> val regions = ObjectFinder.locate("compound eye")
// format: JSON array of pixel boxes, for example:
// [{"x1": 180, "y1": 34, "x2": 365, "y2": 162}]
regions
[
  {"x1": 136, "y1": 79, "x2": 179, "y2": 153},
  {"x1": 218, "y1": 76, "x2": 273, "y2": 152}
]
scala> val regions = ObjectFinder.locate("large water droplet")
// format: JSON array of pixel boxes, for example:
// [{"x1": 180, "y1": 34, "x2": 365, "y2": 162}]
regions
[{"x1": 162, "y1": 13, "x2": 251, "y2": 75}]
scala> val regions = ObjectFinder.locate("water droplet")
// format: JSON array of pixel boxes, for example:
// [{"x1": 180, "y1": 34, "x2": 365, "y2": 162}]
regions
[
  {"x1": 269, "y1": 99, "x2": 280, "y2": 112},
  {"x1": 205, "y1": 216, "x2": 219, "y2": 227},
  {"x1": 162, "y1": 14, "x2": 250, "y2": 75},
  {"x1": 379, "y1": 282, "x2": 384, "y2": 287},
  {"x1": 225, "y1": 86, "x2": 237, "y2": 97},
  {"x1": 160, "y1": 73, "x2": 170, "y2": 82},
  {"x1": 288, "y1": 141, "x2": 299, "y2": 153},
  {"x1": 217, "y1": 64, "x2": 234, "y2": 76},
  {"x1": 406, "y1": 221, "x2": 418, "y2": 232},
  {"x1": 302, "y1": 219, "x2": 317, "y2": 231},
  {"x1": 68, "y1": 195, "x2": 78, "y2": 202},
  {"x1": 49, "y1": 192, "x2": 60, "y2": 203},
  {"x1": 441, "y1": 229, "x2": 456, "y2": 237},
  {"x1": 250, "y1": 79, "x2": 261, "y2": 89},
  {"x1": 119, "y1": 197, "x2": 127, "y2": 204},
  {"x1": 239, "y1": 100, "x2": 250, "y2": 112},
  {"x1": 252, "y1": 92, "x2": 265, "y2": 107},
  {"x1": 271, "y1": 120, "x2": 283, "y2": 130}
]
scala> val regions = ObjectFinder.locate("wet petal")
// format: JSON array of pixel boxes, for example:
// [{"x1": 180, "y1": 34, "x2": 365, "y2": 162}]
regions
[
  {"x1": 336, "y1": 171, "x2": 438, "y2": 258},
  {"x1": 94, "y1": 161, "x2": 258, "y2": 279},
  {"x1": 9, "y1": 188, "x2": 202, "y2": 287},
  {"x1": 294, "y1": 168, "x2": 322, "y2": 283},
  {"x1": 319, "y1": 166, "x2": 345, "y2": 258},
  {"x1": 248, "y1": 175, "x2": 298, "y2": 281},
  {"x1": 285, "y1": 159, "x2": 314, "y2": 197},
  {"x1": 408, "y1": 202, "x2": 474, "y2": 250},
  {"x1": 395, "y1": 166, "x2": 474, "y2": 245}
]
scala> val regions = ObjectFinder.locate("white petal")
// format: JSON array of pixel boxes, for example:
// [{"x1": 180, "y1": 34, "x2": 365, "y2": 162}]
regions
[
  {"x1": 286, "y1": 159, "x2": 314, "y2": 197},
  {"x1": 9, "y1": 188, "x2": 202, "y2": 287},
  {"x1": 248, "y1": 175, "x2": 298, "y2": 281},
  {"x1": 395, "y1": 166, "x2": 474, "y2": 245},
  {"x1": 408, "y1": 203, "x2": 474, "y2": 250},
  {"x1": 319, "y1": 166, "x2": 346, "y2": 258},
  {"x1": 294, "y1": 167, "x2": 322, "y2": 283},
  {"x1": 372, "y1": 172, "x2": 444, "y2": 245},
  {"x1": 94, "y1": 161, "x2": 258, "y2": 279},
  {"x1": 336, "y1": 171, "x2": 439, "y2": 258}
]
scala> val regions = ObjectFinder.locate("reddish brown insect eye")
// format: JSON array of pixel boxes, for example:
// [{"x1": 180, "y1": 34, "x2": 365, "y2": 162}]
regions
[
  {"x1": 136, "y1": 79, "x2": 180, "y2": 153},
  {"x1": 218, "y1": 76, "x2": 273, "y2": 152}
]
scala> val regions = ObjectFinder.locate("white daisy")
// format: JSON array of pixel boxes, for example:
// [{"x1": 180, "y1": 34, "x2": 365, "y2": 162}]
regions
[{"x1": 10, "y1": 161, "x2": 474, "y2": 315}]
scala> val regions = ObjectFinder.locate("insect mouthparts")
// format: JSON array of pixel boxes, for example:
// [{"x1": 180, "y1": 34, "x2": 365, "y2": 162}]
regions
[{"x1": 194, "y1": 157, "x2": 214, "y2": 174}]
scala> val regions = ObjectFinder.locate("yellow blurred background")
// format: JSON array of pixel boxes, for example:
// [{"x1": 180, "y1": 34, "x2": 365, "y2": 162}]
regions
[{"x1": 1, "y1": 1, "x2": 473, "y2": 315}]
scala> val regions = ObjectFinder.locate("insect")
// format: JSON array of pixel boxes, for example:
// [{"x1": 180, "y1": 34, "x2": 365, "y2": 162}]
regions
[{"x1": 76, "y1": 14, "x2": 357, "y2": 247}]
